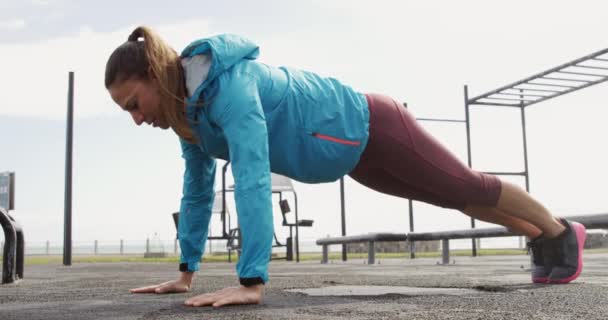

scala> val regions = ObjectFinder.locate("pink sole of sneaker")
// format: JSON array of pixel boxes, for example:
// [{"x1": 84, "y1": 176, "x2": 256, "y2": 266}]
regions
[
  {"x1": 548, "y1": 222, "x2": 586, "y2": 284},
  {"x1": 532, "y1": 277, "x2": 548, "y2": 284}
]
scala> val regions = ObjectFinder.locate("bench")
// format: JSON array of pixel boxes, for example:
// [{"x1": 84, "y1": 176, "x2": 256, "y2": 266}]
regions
[
  {"x1": 316, "y1": 213, "x2": 608, "y2": 265},
  {"x1": 316, "y1": 233, "x2": 408, "y2": 264},
  {"x1": 1, "y1": 172, "x2": 23, "y2": 284}
]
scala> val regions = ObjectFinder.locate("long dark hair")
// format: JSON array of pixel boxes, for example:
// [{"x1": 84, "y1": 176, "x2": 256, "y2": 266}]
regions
[{"x1": 105, "y1": 26, "x2": 196, "y2": 144}]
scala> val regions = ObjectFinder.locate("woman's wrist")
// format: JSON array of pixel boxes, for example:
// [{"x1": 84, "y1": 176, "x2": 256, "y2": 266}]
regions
[{"x1": 180, "y1": 271, "x2": 195, "y2": 285}]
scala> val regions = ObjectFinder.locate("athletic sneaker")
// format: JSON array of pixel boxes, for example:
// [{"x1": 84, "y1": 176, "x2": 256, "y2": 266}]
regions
[
  {"x1": 527, "y1": 236, "x2": 550, "y2": 283},
  {"x1": 543, "y1": 219, "x2": 586, "y2": 284}
]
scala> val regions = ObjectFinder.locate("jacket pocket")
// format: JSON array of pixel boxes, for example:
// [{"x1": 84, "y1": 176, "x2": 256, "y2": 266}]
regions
[{"x1": 310, "y1": 132, "x2": 361, "y2": 146}]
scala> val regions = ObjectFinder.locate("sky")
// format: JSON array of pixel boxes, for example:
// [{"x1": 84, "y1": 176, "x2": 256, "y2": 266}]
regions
[{"x1": 1, "y1": 0, "x2": 608, "y2": 251}]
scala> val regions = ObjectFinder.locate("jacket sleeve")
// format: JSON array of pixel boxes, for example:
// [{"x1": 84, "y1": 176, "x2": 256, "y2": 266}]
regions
[
  {"x1": 211, "y1": 73, "x2": 273, "y2": 285},
  {"x1": 178, "y1": 137, "x2": 216, "y2": 272}
]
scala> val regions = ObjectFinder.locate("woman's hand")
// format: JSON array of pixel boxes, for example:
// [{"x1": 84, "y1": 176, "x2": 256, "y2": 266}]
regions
[
  {"x1": 184, "y1": 284, "x2": 264, "y2": 308},
  {"x1": 130, "y1": 272, "x2": 194, "y2": 294}
]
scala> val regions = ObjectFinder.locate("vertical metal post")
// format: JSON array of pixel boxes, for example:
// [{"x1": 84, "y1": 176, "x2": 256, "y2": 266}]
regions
[
  {"x1": 322, "y1": 245, "x2": 328, "y2": 264},
  {"x1": 120, "y1": 239, "x2": 124, "y2": 255},
  {"x1": 368, "y1": 241, "x2": 375, "y2": 265},
  {"x1": 520, "y1": 89, "x2": 531, "y2": 254},
  {"x1": 94, "y1": 240, "x2": 98, "y2": 255},
  {"x1": 222, "y1": 162, "x2": 228, "y2": 238},
  {"x1": 408, "y1": 199, "x2": 415, "y2": 259},
  {"x1": 46, "y1": 240, "x2": 50, "y2": 255},
  {"x1": 294, "y1": 193, "x2": 300, "y2": 262},
  {"x1": 464, "y1": 85, "x2": 477, "y2": 257},
  {"x1": 519, "y1": 89, "x2": 531, "y2": 192},
  {"x1": 441, "y1": 239, "x2": 450, "y2": 265},
  {"x1": 63, "y1": 72, "x2": 74, "y2": 266},
  {"x1": 340, "y1": 178, "x2": 347, "y2": 261},
  {"x1": 174, "y1": 238, "x2": 178, "y2": 255},
  {"x1": 146, "y1": 238, "x2": 150, "y2": 254}
]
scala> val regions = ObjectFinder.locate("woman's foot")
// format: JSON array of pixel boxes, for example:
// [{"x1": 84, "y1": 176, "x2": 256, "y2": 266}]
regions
[
  {"x1": 527, "y1": 236, "x2": 550, "y2": 283},
  {"x1": 543, "y1": 219, "x2": 586, "y2": 284}
]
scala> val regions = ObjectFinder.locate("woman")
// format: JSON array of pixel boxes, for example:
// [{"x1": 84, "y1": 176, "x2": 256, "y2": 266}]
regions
[{"x1": 105, "y1": 26, "x2": 586, "y2": 308}]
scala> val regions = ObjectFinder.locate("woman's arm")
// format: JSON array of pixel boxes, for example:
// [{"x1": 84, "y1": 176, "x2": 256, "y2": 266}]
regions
[
  {"x1": 212, "y1": 73, "x2": 274, "y2": 286},
  {"x1": 178, "y1": 138, "x2": 217, "y2": 273}
]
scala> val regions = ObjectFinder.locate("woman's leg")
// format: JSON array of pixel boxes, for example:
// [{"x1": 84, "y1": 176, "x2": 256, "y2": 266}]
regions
[
  {"x1": 485, "y1": 180, "x2": 565, "y2": 238},
  {"x1": 461, "y1": 204, "x2": 543, "y2": 239},
  {"x1": 353, "y1": 93, "x2": 562, "y2": 236},
  {"x1": 353, "y1": 93, "x2": 584, "y2": 283}
]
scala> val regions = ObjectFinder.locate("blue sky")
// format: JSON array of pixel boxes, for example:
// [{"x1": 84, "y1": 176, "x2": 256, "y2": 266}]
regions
[{"x1": 1, "y1": 0, "x2": 608, "y2": 249}]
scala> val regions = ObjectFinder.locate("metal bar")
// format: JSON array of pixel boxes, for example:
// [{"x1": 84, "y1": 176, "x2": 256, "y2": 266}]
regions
[
  {"x1": 510, "y1": 87, "x2": 562, "y2": 93},
  {"x1": 407, "y1": 213, "x2": 608, "y2": 241},
  {"x1": 575, "y1": 64, "x2": 608, "y2": 70},
  {"x1": 416, "y1": 117, "x2": 466, "y2": 123},
  {"x1": 468, "y1": 47, "x2": 608, "y2": 102},
  {"x1": 469, "y1": 102, "x2": 523, "y2": 107},
  {"x1": 316, "y1": 233, "x2": 408, "y2": 245},
  {"x1": 464, "y1": 85, "x2": 477, "y2": 257},
  {"x1": 481, "y1": 96, "x2": 537, "y2": 102},
  {"x1": 541, "y1": 76, "x2": 590, "y2": 83},
  {"x1": 591, "y1": 57, "x2": 608, "y2": 62},
  {"x1": 557, "y1": 70, "x2": 607, "y2": 77},
  {"x1": 294, "y1": 192, "x2": 300, "y2": 262},
  {"x1": 1, "y1": 208, "x2": 18, "y2": 283},
  {"x1": 480, "y1": 171, "x2": 526, "y2": 176},
  {"x1": 525, "y1": 82, "x2": 576, "y2": 88},
  {"x1": 520, "y1": 89, "x2": 530, "y2": 192},
  {"x1": 222, "y1": 162, "x2": 228, "y2": 238},
  {"x1": 494, "y1": 92, "x2": 547, "y2": 98},
  {"x1": 441, "y1": 239, "x2": 450, "y2": 265},
  {"x1": 16, "y1": 225, "x2": 23, "y2": 279},
  {"x1": 63, "y1": 71, "x2": 74, "y2": 267},
  {"x1": 368, "y1": 241, "x2": 375, "y2": 265},
  {"x1": 523, "y1": 76, "x2": 608, "y2": 108},
  {"x1": 408, "y1": 199, "x2": 415, "y2": 259},
  {"x1": 322, "y1": 245, "x2": 328, "y2": 264},
  {"x1": 340, "y1": 177, "x2": 347, "y2": 261}
]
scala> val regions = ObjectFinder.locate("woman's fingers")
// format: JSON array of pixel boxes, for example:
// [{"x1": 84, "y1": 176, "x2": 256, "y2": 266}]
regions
[
  {"x1": 185, "y1": 294, "x2": 215, "y2": 307},
  {"x1": 184, "y1": 286, "x2": 262, "y2": 308},
  {"x1": 131, "y1": 280, "x2": 186, "y2": 294},
  {"x1": 212, "y1": 294, "x2": 246, "y2": 308},
  {"x1": 130, "y1": 284, "x2": 161, "y2": 293},
  {"x1": 184, "y1": 288, "x2": 235, "y2": 306}
]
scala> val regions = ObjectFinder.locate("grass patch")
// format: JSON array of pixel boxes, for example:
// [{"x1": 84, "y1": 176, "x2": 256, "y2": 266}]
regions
[
  {"x1": 24, "y1": 248, "x2": 530, "y2": 265},
  {"x1": 23, "y1": 247, "x2": 608, "y2": 265}
]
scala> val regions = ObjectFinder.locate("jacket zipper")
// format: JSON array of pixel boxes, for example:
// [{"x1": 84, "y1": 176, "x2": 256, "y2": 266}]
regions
[{"x1": 311, "y1": 132, "x2": 361, "y2": 146}]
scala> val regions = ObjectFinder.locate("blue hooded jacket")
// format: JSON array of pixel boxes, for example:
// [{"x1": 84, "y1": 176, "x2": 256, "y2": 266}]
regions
[{"x1": 177, "y1": 34, "x2": 369, "y2": 284}]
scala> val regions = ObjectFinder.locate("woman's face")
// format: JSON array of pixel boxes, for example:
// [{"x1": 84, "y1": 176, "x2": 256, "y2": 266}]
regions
[{"x1": 108, "y1": 78, "x2": 169, "y2": 129}]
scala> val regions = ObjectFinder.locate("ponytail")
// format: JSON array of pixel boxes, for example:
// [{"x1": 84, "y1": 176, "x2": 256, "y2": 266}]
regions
[{"x1": 105, "y1": 26, "x2": 197, "y2": 144}]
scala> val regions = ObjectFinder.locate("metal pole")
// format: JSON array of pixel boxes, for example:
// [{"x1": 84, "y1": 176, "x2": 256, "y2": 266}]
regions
[
  {"x1": 294, "y1": 193, "x2": 300, "y2": 262},
  {"x1": 520, "y1": 89, "x2": 531, "y2": 251},
  {"x1": 222, "y1": 162, "x2": 228, "y2": 238},
  {"x1": 464, "y1": 85, "x2": 477, "y2": 257},
  {"x1": 520, "y1": 89, "x2": 531, "y2": 192},
  {"x1": 340, "y1": 177, "x2": 347, "y2": 261},
  {"x1": 63, "y1": 71, "x2": 74, "y2": 266},
  {"x1": 408, "y1": 199, "x2": 415, "y2": 258}
]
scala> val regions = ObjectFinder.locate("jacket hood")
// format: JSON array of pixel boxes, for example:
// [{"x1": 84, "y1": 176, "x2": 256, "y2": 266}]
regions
[{"x1": 181, "y1": 34, "x2": 260, "y2": 93}]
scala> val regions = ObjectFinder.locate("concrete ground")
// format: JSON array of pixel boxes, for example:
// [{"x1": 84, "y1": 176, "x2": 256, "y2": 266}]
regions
[{"x1": 1, "y1": 253, "x2": 608, "y2": 320}]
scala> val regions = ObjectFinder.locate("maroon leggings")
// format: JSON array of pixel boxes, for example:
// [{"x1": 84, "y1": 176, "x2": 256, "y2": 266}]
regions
[{"x1": 349, "y1": 93, "x2": 502, "y2": 211}]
